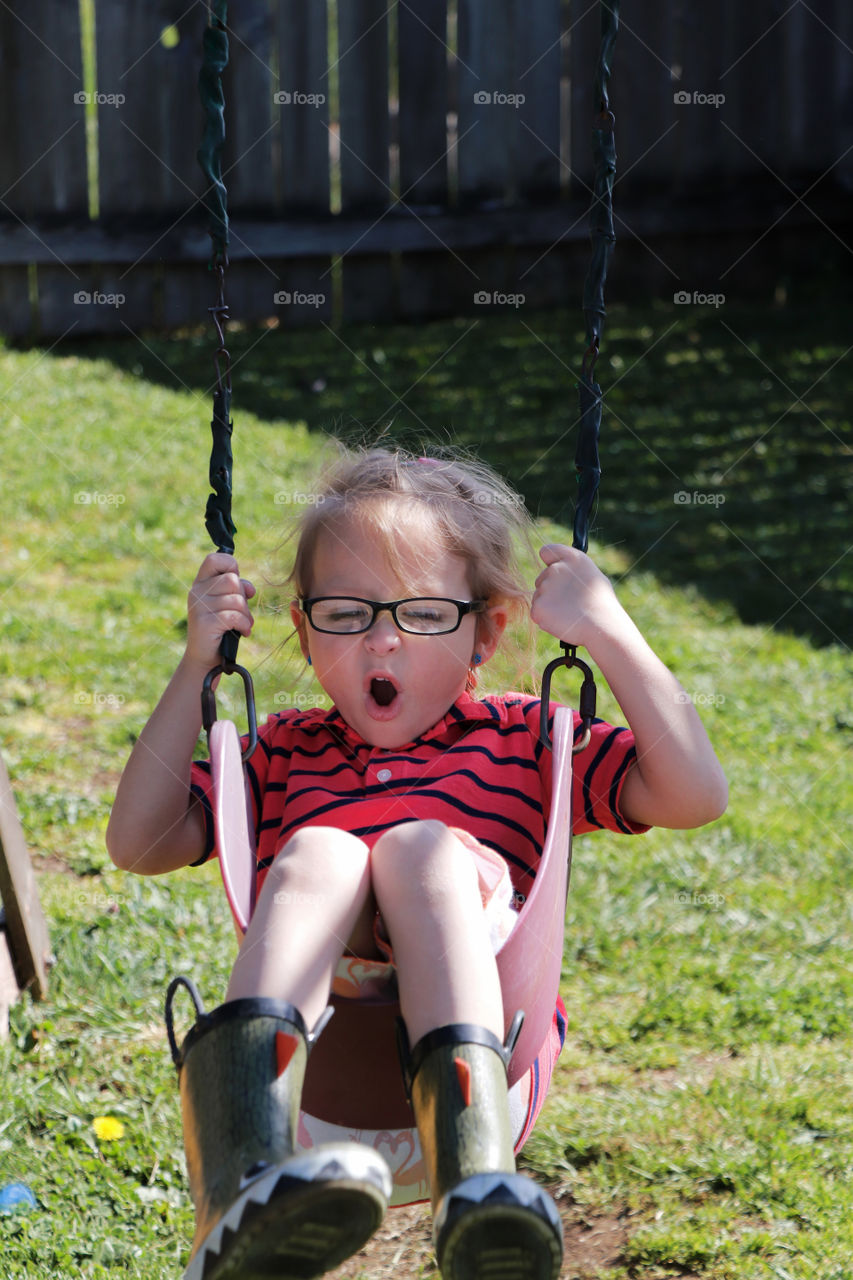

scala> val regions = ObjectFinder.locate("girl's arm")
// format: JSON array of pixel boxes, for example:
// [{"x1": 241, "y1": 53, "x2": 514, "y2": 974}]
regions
[
  {"x1": 531, "y1": 544, "x2": 728, "y2": 830},
  {"x1": 106, "y1": 554, "x2": 255, "y2": 875}
]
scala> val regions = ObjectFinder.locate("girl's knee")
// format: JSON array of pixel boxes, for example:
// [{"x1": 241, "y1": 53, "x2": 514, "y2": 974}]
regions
[
  {"x1": 266, "y1": 826, "x2": 369, "y2": 895},
  {"x1": 372, "y1": 820, "x2": 478, "y2": 902}
]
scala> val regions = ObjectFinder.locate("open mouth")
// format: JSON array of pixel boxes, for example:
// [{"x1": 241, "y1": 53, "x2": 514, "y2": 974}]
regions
[{"x1": 370, "y1": 676, "x2": 397, "y2": 707}]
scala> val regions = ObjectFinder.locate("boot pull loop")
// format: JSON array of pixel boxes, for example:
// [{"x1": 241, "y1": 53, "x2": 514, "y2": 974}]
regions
[
  {"x1": 396, "y1": 1017, "x2": 414, "y2": 1102},
  {"x1": 397, "y1": 1013, "x2": 526, "y2": 1103},
  {"x1": 502, "y1": 1009, "x2": 525, "y2": 1068},
  {"x1": 307, "y1": 1004, "x2": 334, "y2": 1050},
  {"x1": 165, "y1": 975, "x2": 207, "y2": 1068}
]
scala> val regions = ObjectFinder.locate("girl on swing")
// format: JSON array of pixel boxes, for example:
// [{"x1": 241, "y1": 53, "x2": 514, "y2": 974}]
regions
[{"x1": 107, "y1": 447, "x2": 726, "y2": 1280}]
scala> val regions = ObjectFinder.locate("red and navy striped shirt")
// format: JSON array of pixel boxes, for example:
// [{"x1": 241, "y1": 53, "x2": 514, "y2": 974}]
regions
[{"x1": 190, "y1": 692, "x2": 648, "y2": 898}]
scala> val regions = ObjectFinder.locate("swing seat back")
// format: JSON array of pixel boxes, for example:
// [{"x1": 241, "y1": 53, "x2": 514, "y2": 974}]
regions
[
  {"x1": 209, "y1": 706, "x2": 574, "y2": 1129},
  {"x1": 209, "y1": 720, "x2": 256, "y2": 931}
]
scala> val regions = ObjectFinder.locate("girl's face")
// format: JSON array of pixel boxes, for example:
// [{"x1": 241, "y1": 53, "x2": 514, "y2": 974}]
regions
[{"x1": 290, "y1": 513, "x2": 506, "y2": 748}]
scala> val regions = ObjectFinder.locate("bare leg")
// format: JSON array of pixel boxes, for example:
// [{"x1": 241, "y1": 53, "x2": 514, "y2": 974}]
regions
[
  {"x1": 226, "y1": 826, "x2": 372, "y2": 1028},
  {"x1": 370, "y1": 820, "x2": 504, "y2": 1046}
]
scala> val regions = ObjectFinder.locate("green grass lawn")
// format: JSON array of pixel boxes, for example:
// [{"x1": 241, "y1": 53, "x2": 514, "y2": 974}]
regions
[{"x1": 0, "y1": 295, "x2": 850, "y2": 1278}]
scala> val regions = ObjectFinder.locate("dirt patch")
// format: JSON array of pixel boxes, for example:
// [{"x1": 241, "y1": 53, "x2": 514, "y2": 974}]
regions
[
  {"x1": 562, "y1": 1208, "x2": 630, "y2": 1276},
  {"x1": 326, "y1": 1196, "x2": 630, "y2": 1279},
  {"x1": 327, "y1": 1203, "x2": 436, "y2": 1278}
]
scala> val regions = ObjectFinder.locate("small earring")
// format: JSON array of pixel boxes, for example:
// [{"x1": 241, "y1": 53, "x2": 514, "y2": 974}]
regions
[
  {"x1": 306, "y1": 654, "x2": 312, "y2": 666},
  {"x1": 473, "y1": 653, "x2": 482, "y2": 665}
]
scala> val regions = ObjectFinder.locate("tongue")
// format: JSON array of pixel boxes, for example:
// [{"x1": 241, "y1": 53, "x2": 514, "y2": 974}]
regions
[{"x1": 371, "y1": 678, "x2": 396, "y2": 707}]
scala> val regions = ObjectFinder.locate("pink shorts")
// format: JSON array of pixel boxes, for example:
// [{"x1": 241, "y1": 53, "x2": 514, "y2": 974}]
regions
[{"x1": 296, "y1": 828, "x2": 561, "y2": 1205}]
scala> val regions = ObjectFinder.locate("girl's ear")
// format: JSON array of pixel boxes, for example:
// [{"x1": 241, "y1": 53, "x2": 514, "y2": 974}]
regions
[
  {"x1": 475, "y1": 604, "x2": 508, "y2": 665},
  {"x1": 290, "y1": 600, "x2": 311, "y2": 661}
]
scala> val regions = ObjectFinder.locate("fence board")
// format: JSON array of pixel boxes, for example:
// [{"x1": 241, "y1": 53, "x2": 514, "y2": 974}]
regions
[
  {"x1": 712, "y1": 0, "x2": 783, "y2": 183},
  {"x1": 0, "y1": 0, "x2": 88, "y2": 219},
  {"x1": 0, "y1": 204, "x2": 606, "y2": 266},
  {"x1": 37, "y1": 261, "x2": 156, "y2": 337},
  {"x1": 608, "y1": 0, "x2": 675, "y2": 192},
  {"x1": 796, "y1": 0, "x2": 843, "y2": 176},
  {"x1": 397, "y1": 251, "x2": 472, "y2": 320},
  {"x1": 673, "y1": 3, "x2": 730, "y2": 190},
  {"x1": 0, "y1": 267, "x2": 33, "y2": 339},
  {"x1": 834, "y1": 1, "x2": 853, "y2": 190},
  {"x1": 515, "y1": 241, "x2": 587, "y2": 311},
  {"x1": 95, "y1": 2, "x2": 200, "y2": 218},
  {"x1": 341, "y1": 253, "x2": 395, "y2": 324},
  {"x1": 271, "y1": 257, "x2": 333, "y2": 327},
  {"x1": 398, "y1": 0, "x2": 448, "y2": 208},
  {"x1": 568, "y1": 0, "x2": 601, "y2": 195},
  {"x1": 457, "y1": 0, "x2": 516, "y2": 205},
  {"x1": 225, "y1": 0, "x2": 277, "y2": 214},
  {"x1": 161, "y1": 261, "x2": 217, "y2": 331},
  {"x1": 277, "y1": 0, "x2": 331, "y2": 212},
  {"x1": 515, "y1": 0, "x2": 562, "y2": 200},
  {"x1": 783, "y1": 1, "x2": 809, "y2": 169},
  {"x1": 0, "y1": 0, "x2": 850, "y2": 338},
  {"x1": 339, "y1": 0, "x2": 391, "y2": 210},
  {"x1": 222, "y1": 254, "x2": 334, "y2": 328},
  {"x1": 338, "y1": 2, "x2": 393, "y2": 321}
]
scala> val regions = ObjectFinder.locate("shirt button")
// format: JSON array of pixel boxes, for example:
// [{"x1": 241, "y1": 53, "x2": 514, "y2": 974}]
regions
[{"x1": 376, "y1": 768, "x2": 392, "y2": 783}]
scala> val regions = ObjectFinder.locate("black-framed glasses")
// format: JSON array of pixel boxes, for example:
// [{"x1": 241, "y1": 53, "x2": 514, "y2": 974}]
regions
[{"x1": 299, "y1": 596, "x2": 486, "y2": 636}]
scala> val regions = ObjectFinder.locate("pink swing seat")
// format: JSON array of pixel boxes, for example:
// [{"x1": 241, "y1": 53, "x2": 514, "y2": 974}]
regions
[{"x1": 208, "y1": 705, "x2": 575, "y2": 1131}]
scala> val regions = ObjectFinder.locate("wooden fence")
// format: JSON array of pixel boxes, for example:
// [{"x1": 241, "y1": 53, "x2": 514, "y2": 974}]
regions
[{"x1": 0, "y1": 0, "x2": 850, "y2": 336}]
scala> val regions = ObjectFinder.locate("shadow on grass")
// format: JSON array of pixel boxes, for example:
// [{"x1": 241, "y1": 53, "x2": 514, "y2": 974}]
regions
[{"x1": 60, "y1": 299, "x2": 852, "y2": 649}]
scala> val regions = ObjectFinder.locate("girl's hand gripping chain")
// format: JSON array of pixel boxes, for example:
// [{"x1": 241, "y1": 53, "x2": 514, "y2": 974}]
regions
[
  {"x1": 531, "y1": 543, "x2": 620, "y2": 649},
  {"x1": 185, "y1": 552, "x2": 256, "y2": 671},
  {"x1": 531, "y1": 543, "x2": 728, "y2": 831},
  {"x1": 106, "y1": 554, "x2": 256, "y2": 876}
]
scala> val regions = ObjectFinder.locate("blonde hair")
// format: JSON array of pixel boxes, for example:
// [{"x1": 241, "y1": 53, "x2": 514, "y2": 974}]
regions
[{"x1": 288, "y1": 447, "x2": 534, "y2": 641}]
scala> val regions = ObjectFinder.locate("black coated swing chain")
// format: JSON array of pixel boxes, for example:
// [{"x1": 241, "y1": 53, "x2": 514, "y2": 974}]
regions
[
  {"x1": 197, "y1": 0, "x2": 257, "y2": 761},
  {"x1": 541, "y1": 0, "x2": 619, "y2": 754},
  {"x1": 210, "y1": 259, "x2": 232, "y2": 401},
  {"x1": 576, "y1": 0, "x2": 618, "y2": 557},
  {"x1": 199, "y1": 0, "x2": 236, "y2": 568}
]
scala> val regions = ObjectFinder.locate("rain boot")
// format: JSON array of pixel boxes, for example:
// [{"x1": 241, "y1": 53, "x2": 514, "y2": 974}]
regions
[
  {"x1": 403, "y1": 1020, "x2": 563, "y2": 1280},
  {"x1": 166, "y1": 977, "x2": 392, "y2": 1280}
]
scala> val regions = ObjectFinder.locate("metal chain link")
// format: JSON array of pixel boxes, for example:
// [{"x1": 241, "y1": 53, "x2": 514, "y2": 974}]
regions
[
  {"x1": 198, "y1": 1, "x2": 244, "y2": 685},
  {"x1": 198, "y1": 0, "x2": 235, "y2": 562},
  {"x1": 573, "y1": 0, "x2": 619, "y2": 556},
  {"x1": 198, "y1": 0, "x2": 229, "y2": 263},
  {"x1": 542, "y1": 1, "x2": 619, "y2": 752}
]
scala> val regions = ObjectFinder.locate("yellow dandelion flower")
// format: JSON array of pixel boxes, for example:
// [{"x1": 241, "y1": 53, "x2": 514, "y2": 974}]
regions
[{"x1": 92, "y1": 1115, "x2": 125, "y2": 1141}]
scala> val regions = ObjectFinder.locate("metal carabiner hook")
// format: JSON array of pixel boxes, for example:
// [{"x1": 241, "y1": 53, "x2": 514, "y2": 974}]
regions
[
  {"x1": 201, "y1": 662, "x2": 258, "y2": 762},
  {"x1": 539, "y1": 643, "x2": 598, "y2": 754}
]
